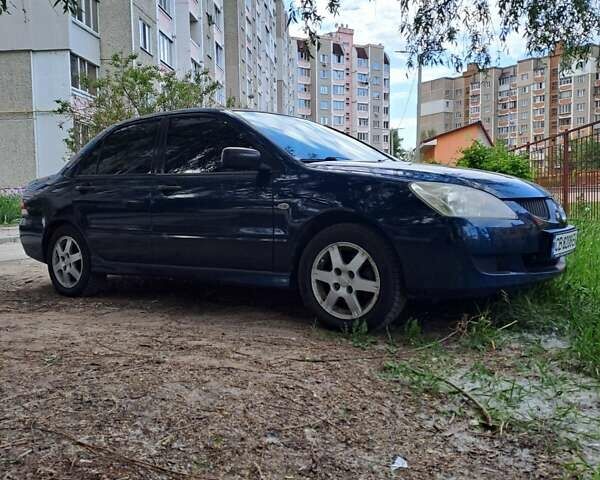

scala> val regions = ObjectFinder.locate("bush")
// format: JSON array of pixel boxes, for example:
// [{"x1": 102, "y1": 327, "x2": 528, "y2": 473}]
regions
[
  {"x1": 0, "y1": 195, "x2": 21, "y2": 224},
  {"x1": 457, "y1": 141, "x2": 533, "y2": 180}
]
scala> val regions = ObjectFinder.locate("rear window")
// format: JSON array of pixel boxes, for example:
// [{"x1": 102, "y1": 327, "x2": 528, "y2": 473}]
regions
[{"x1": 96, "y1": 120, "x2": 159, "y2": 175}]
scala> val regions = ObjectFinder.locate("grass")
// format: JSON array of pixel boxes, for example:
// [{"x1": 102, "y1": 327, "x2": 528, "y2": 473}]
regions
[
  {"x1": 496, "y1": 216, "x2": 600, "y2": 377},
  {"x1": 0, "y1": 195, "x2": 21, "y2": 225}
]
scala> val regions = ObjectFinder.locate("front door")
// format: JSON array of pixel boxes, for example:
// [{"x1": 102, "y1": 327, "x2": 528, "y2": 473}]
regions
[
  {"x1": 72, "y1": 118, "x2": 160, "y2": 264},
  {"x1": 151, "y1": 113, "x2": 274, "y2": 271}
]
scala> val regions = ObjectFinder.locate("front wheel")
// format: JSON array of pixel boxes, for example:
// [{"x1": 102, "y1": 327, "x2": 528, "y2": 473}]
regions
[
  {"x1": 298, "y1": 224, "x2": 406, "y2": 331},
  {"x1": 47, "y1": 225, "x2": 104, "y2": 296}
]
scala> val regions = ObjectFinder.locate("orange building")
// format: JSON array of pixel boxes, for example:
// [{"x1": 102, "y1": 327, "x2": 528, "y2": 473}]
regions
[{"x1": 420, "y1": 121, "x2": 492, "y2": 165}]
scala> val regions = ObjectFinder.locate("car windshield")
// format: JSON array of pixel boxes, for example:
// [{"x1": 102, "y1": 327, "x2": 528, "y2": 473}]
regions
[{"x1": 235, "y1": 111, "x2": 391, "y2": 163}]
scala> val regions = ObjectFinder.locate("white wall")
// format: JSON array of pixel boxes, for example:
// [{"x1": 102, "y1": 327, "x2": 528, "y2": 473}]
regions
[{"x1": 31, "y1": 51, "x2": 73, "y2": 177}]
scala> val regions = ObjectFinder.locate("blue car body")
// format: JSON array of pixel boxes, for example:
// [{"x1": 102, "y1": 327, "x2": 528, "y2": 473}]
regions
[{"x1": 20, "y1": 109, "x2": 573, "y2": 300}]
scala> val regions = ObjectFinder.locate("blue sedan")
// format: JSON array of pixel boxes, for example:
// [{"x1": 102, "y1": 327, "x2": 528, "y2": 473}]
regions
[{"x1": 19, "y1": 109, "x2": 577, "y2": 330}]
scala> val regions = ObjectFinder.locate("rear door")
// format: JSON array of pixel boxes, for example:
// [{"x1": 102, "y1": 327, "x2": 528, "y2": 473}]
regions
[
  {"x1": 151, "y1": 113, "x2": 275, "y2": 270},
  {"x1": 71, "y1": 118, "x2": 160, "y2": 264}
]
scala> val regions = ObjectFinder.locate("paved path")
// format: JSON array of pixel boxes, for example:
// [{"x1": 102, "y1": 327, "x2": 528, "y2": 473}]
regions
[
  {"x1": 0, "y1": 241, "x2": 27, "y2": 263},
  {"x1": 0, "y1": 225, "x2": 19, "y2": 245}
]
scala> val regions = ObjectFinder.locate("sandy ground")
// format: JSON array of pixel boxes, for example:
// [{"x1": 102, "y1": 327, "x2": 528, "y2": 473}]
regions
[{"x1": 1, "y1": 248, "x2": 564, "y2": 479}]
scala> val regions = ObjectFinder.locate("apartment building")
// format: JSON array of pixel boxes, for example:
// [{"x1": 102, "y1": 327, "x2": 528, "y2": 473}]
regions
[
  {"x1": 419, "y1": 46, "x2": 600, "y2": 148},
  {"x1": 291, "y1": 26, "x2": 391, "y2": 153}
]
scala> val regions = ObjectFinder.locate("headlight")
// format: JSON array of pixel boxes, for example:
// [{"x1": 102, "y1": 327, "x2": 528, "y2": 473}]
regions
[{"x1": 410, "y1": 182, "x2": 518, "y2": 219}]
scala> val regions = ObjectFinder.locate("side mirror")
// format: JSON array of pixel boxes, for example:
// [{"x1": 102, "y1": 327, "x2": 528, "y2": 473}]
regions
[{"x1": 221, "y1": 147, "x2": 263, "y2": 171}]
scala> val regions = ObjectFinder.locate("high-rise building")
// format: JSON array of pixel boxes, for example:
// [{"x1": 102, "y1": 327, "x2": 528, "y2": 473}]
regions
[
  {"x1": 419, "y1": 46, "x2": 600, "y2": 147},
  {"x1": 291, "y1": 26, "x2": 391, "y2": 153}
]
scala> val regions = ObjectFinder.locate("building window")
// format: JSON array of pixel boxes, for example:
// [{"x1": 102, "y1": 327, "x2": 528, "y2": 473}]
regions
[
  {"x1": 333, "y1": 100, "x2": 344, "y2": 110},
  {"x1": 559, "y1": 76, "x2": 572, "y2": 86},
  {"x1": 320, "y1": 116, "x2": 329, "y2": 125},
  {"x1": 372, "y1": 120, "x2": 380, "y2": 128},
  {"x1": 559, "y1": 104, "x2": 572, "y2": 114},
  {"x1": 371, "y1": 76, "x2": 380, "y2": 85},
  {"x1": 158, "y1": 32, "x2": 173, "y2": 66},
  {"x1": 192, "y1": 60, "x2": 202, "y2": 77},
  {"x1": 357, "y1": 72, "x2": 369, "y2": 83},
  {"x1": 357, "y1": 103, "x2": 368, "y2": 112},
  {"x1": 357, "y1": 58, "x2": 368, "y2": 68},
  {"x1": 319, "y1": 54, "x2": 328, "y2": 63},
  {"x1": 320, "y1": 70, "x2": 329, "y2": 79},
  {"x1": 139, "y1": 19, "x2": 151, "y2": 53},
  {"x1": 521, "y1": 73, "x2": 529, "y2": 80},
  {"x1": 357, "y1": 132, "x2": 368, "y2": 141},
  {"x1": 332, "y1": 85, "x2": 344, "y2": 95},
  {"x1": 372, "y1": 91, "x2": 380, "y2": 99},
  {"x1": 333, "y1": 115, "x2": 344, "y2": 125},
  {"x1": 297, "y1": 67, "x2": 310, "y2": 77},
  {"x1": 158, "y1": 0, "x2": 171, "y2": 15},
  {"x1": 332, "y1": 70, "x2": 344, "y2": 80},
  {"x1": 320, "y1": 86, "x2": 328, "y2": 94},
  {"x1": 559, "y1": 90, "x2": 572, "y2": 99},
  {"x1": 357, "y1": 87, "x2": 368, "y2": 97},
  {"x1": 576, "y1": 89, "x2": 585, "y2": 97},
  {"x1": 576, "y1": 116, "x2": 586, "y2": 125},
  {"x1": 372, "y1": 105, "x2": 380, "y2": 113},
  {"x1": 70, "y1": 53, "x2": 98, "y2": 95},
  {"x1": 298, "y1": 99, "x2": 310, "y2": 109},
  {"x1": 320, "y1": 100, "x2": 330, "y2": 110},
  {"x1": 358, "y1": 118, "x2": 368, "y2": 126},
  {"x1": 213, "y1": 3, "x2": 222, "y2": 30},
  {"x1": 371, "y1": 62, "x2": 381, "y2": 70},
  {"x1": 73, "y1": 0, "x2": 99, "y2": 32},
  {"x1": 215, "y1": 42, "x2": 224, "y2": 69},
  {"x1": 576, "y1": 103, "x2": 585, "y2": 112}
]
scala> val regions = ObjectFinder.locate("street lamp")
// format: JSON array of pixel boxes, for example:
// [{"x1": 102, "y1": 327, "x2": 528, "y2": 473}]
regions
[{"x1": 395, "y1": 50, "x2": 422, "y2": 162}]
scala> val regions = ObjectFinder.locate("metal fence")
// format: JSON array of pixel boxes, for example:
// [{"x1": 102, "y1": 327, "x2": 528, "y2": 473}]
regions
[{"x1": 511, "y1": 121, "x2": 600, "y2": 220}]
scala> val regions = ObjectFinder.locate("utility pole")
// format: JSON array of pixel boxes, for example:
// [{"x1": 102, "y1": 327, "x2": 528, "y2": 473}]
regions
[{"x1": 395, "y1": 50, "x2": 422, "y2": 162}]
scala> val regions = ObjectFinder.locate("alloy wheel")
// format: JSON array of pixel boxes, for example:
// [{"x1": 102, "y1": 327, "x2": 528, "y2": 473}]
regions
[
  {"x1": 51, "y1": 235, "x2": 83, "y2": 289},
  {"x1": 310, "y1": 242, "x2": 380, "y2": 320}
]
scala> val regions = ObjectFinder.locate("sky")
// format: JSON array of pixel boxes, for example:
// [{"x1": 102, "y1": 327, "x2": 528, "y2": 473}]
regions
[{"x1": 288, "y1": 0, "x2": 530, "y2": 149}]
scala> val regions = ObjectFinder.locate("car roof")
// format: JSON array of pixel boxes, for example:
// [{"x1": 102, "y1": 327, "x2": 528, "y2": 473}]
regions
[{"x1": 114, "y1": 108, "x2": 297, "y2": 127}]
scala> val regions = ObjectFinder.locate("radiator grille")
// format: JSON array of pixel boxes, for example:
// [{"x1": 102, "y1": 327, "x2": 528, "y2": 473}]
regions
[{"x1": 516, "y1": 198, "x2": 550, "y2": 220}]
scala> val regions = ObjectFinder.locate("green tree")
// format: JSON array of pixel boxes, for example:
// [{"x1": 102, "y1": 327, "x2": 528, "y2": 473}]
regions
[
  {"x1": 289, "y1": 1, "x2": 599, "y2": 71},
  {"x1": 55, "y1": 53, "x2": 220, "y2": 154},
  {"x1": 457, "y1": 141, "x2": 533, "y2": 180},
  {"x1": 1, "y1": 0, "x2": 78, "y2": 15},
  {"x1": 390, "y1": 128, "x2": 409, "y2": 160}
]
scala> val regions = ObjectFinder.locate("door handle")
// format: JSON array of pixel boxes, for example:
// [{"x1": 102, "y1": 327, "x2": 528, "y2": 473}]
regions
[
  {"x1": 157, "y1": 184, "x2": 181, "y2": 194},
  {"x1": 75, "y1": 184, "x2": 96, "y2": 193}
]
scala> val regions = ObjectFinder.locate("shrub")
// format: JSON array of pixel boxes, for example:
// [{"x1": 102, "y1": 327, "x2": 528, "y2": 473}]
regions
[
  {"x1": 0, "y1": 195, "x2": 21, "y2": 224},
  {"x1": 457, "y1": 141, "x2": 533, "y2": 180}
]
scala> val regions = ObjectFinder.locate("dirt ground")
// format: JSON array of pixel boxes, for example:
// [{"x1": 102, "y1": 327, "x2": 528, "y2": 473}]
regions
[{"x1": 1, "y1": 255, "x2": 565, "y2": 479}]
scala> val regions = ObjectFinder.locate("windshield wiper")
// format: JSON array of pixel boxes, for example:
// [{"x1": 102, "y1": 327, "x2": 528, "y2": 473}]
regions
[{"x1": 300, "y1": 156, "x2": 349, "y2": 163}]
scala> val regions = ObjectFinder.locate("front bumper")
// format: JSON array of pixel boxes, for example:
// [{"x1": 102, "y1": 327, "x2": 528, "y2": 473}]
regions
[{"x1": 393, "y1": 216, "x2": 572, "y2": 298}]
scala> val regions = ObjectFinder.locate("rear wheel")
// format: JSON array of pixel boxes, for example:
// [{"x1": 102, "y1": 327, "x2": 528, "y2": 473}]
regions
[
  {"x1": 47, "y1": 225, "x2": 104, "y2": 296},
  {"x1": 298, "y1": 223, "x2": 406, "y2": 331}
]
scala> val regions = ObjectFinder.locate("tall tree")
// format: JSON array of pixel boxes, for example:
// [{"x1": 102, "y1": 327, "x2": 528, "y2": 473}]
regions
[
  {"x1": 0, "y1": 0, "x2": 78, "y2": 15},
  {"x1": 289, "y1": 0, "x2": 600, "y2": 70},
  {"x1": 55, "y1": 53, "x2": 220, "y2": 154},
  {"x1": 390, "y1": 129, "x2": 408, "y2": 160}
]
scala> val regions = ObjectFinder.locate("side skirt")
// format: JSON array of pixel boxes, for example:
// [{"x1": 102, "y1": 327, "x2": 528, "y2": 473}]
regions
[{"x1": 90, "y1": 256, "x2": 291, "y2": 289}]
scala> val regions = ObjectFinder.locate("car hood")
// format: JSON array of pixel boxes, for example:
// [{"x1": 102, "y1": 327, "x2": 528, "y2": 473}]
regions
[{"x1": 306, "y1": 160, "x2": 549, "y2": 199}]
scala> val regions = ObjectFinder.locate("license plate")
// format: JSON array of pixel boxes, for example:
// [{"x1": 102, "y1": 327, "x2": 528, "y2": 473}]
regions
[{"x1": 551, "y1": 229, "x2": 577, "y2": 258}]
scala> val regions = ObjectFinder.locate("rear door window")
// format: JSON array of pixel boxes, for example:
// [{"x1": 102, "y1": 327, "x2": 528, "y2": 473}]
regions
[{"x1": 96, "y1": 120, "x2": 160, "y2": 175}]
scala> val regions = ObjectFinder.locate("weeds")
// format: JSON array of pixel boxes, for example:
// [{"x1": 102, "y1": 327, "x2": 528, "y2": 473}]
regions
[
  {"x1": 346, "y1": 319, "x2": 376, "y2": 349},
  {"x1": 0, "y1": 195, "x2": 20, "y2": 225},
  {"x1": 495, "y1": 219, "x2": 600, "y2": 377}
]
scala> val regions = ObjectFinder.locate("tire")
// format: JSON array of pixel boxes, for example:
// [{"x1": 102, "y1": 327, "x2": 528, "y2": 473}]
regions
[
  {"x1": 46, "y1": 225, "x2": 105, "y2": 297},
  {"x1": 298, "y1": 223, "x2": 406, "y2": 331}
]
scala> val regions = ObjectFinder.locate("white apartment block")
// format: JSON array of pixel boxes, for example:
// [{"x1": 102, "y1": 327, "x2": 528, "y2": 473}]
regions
[
  {"x1": 420, "y1": 46, "x2": 600, "y2": 147},
  {"x1": 291, "y1": 26, "x2": 391, "y2": 153}
]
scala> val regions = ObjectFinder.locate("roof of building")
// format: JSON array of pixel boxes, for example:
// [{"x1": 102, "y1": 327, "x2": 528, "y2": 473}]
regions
[{"x1": 421, "y1": 121, "x2": 493, "y2": 145}]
